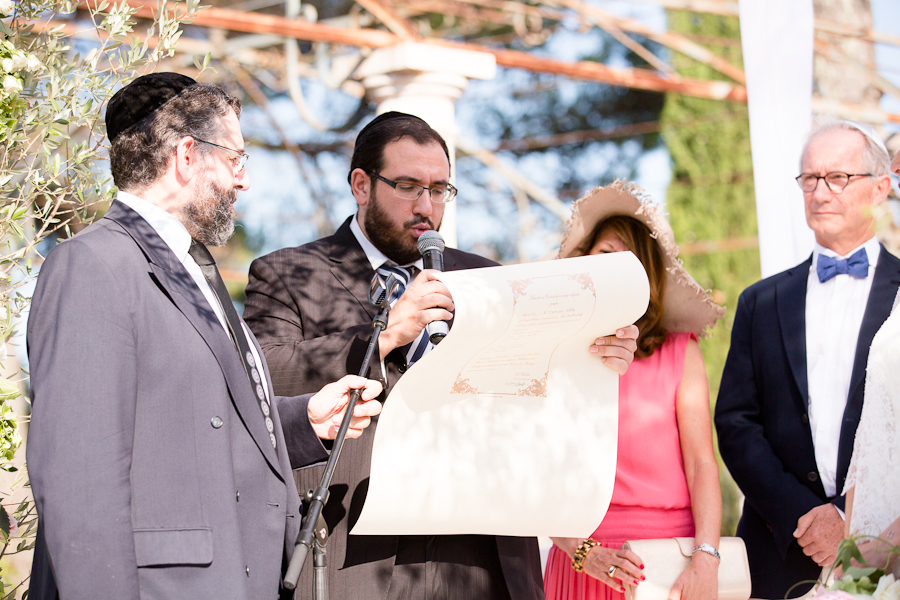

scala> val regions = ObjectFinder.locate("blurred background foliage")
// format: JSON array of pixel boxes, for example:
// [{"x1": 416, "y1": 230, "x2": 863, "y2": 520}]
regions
[{"x1": 661, "y1": 9, "x2": 758, "y2": 536}]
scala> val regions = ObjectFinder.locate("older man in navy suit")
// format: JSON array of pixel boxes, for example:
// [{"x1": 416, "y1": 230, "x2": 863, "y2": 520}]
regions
[{"x1": 716, "y1": 119, "x2": 900, "y2": 598}]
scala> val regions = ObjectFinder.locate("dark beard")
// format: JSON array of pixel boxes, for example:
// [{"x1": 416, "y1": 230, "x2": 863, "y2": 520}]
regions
[
  {"x1": 183, "y1": 169, "x2": 237, "y2": 247},
  {"x1": 364, "y1": 186, "x2": 437, "y2": 264}
]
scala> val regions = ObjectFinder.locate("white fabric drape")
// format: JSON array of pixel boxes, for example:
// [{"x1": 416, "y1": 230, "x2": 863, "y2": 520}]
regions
[{"x1": 740, "y1": 0, "x2": 816, "y2": 277}]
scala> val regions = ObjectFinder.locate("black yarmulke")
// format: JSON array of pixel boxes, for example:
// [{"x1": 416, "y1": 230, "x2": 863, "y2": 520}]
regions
[
  {"x1": 359, "y1": 111, "x2": 421, "y2": 136},
  {"x1": 105, "y1": 72, "x2": 197, "y2": 142}
]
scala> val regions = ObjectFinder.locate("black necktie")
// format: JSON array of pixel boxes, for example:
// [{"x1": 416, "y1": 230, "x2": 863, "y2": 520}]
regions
[{"x1": 188, "y1": 240, "x2": 276, "y2": 449}]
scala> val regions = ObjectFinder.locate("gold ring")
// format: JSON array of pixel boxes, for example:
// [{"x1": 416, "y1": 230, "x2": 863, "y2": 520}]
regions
[{"x1": 608, "y1": 565, "x2": 618, "y2": 578}]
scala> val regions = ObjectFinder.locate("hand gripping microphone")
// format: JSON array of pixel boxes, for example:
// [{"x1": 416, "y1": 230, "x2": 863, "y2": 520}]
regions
[{"x1": 417, "y1": 230, "x2": 449, "y2": 345}]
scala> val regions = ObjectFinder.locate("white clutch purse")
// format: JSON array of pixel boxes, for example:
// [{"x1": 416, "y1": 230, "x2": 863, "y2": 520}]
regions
[{"x1": 621, "y1": 537, "x2": 752, "y2": 600}]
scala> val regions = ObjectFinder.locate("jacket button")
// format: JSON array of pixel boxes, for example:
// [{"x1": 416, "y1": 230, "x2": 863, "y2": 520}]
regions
[
  {"x1": 808, "y1": 471, "x2": 818, "y2": 482},
  {"x1": 236, "y1": 491, "x2": 240, "y2": 502},
  {"x1": 398, "y1": 363, "x2": 407, "y2": 374},
  {"x1": 801, "y1": 414, "x2": 809, "y2": 424},
  {"x1": 211, "y1": 416, "x2": 223, "y2": 429},
  {"x1": 246, "y1": 566, "x2": 250, "y2": 577}
]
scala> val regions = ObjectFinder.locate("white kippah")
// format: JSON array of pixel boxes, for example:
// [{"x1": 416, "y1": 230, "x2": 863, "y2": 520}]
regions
[{"x1": 844, "y1": 120, "x2": 890, "y2": 158}]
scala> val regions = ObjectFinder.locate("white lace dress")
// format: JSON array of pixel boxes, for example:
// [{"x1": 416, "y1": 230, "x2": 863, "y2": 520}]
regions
[{"x1": 844, "y1": 290, "x2": 900, "y2": 556}]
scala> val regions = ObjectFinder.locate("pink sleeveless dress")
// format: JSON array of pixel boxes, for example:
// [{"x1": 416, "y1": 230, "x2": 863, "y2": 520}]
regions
[{"x1": 544, "y1": 332, "x2": 697, "y2": 600}]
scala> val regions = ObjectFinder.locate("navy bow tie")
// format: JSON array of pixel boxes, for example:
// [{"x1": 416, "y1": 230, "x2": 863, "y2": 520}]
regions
[{"x1": 816, "y1": 248, "x2": 869, "y2": 283}]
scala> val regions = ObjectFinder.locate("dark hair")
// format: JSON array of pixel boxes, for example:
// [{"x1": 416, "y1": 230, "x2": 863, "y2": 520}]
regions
[
  {"x1": 347, "y1": 111, "x2": 450, "y2": 183},
  {"x1": 588, "y1": 216, "x2": 667, "y2": 358},
  {"x1": 110, "y1": 84, "x2": 242, "y2": 191}
]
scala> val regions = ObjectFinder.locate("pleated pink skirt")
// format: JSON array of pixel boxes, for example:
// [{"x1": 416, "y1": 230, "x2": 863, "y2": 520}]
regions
[{"x1": 544, "y1": 505, "x2": 695, "y2": 600}]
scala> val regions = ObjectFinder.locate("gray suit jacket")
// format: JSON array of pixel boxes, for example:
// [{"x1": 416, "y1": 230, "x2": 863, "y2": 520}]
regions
[
  {"x1": 26, "y1": 201, "x2": 329, "y2": 600},
  {"x1": 244, "y1": 217, "x2": 544, "y2": 600}
]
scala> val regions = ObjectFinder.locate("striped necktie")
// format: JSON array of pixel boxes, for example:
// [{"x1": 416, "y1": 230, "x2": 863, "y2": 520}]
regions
[{"x1": 375, "y1": 262, "x2": 433, "y2": 367}]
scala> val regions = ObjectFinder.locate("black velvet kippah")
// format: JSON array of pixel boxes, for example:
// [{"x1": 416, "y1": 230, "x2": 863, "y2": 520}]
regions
[
  {"x1": 359, "y1": 111, "x2": 421, "y2": 136},
  {"x1": 105, "y1": 72, "x2": 197, "y2": 142}
]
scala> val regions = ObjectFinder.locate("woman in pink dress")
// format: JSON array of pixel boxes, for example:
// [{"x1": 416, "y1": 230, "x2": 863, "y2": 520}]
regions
[{"x1": 545, "y1": 181, "x2": 725, "y2": 600}]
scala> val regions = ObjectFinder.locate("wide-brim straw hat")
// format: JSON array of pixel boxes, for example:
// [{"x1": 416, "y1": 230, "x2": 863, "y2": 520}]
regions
[{"x1": 558, "y1": 180, "x2": 725, "y2": 338}]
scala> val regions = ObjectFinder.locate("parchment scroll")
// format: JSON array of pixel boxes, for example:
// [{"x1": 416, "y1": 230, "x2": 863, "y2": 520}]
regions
[{"x1": 351, "y1": 252, "x2": 649, "y2": 537}]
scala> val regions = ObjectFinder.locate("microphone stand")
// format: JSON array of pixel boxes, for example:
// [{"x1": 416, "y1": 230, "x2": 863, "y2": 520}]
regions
[{"x1": 283, "y1": 280, "x2": 395, "y2": 597}]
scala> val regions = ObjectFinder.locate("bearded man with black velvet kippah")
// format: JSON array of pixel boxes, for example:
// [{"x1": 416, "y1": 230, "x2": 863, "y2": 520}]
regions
[{"x1": 25, "y1": 72, "x2": 383, "y2": 600}]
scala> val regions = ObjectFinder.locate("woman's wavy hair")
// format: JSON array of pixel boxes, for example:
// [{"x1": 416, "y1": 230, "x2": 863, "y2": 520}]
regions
[{"x1": 587, "y1": 215, "x2": 667, "y2": 358}]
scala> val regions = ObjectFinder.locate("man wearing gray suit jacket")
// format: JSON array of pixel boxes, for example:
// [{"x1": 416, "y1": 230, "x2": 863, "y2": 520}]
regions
[{"x1": 26, "y1": 73, "x2": 383, "y2": 600}]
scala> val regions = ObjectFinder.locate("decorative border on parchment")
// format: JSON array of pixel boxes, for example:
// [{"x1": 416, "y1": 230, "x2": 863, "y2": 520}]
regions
[
  {"x1": 508, "y1": 278, "x2": 532, "y2": 306},
  {"x1": 450, "y1": 273, "x2": 595, "y2": 397},
  {"x1": 516, "y1": 374, "x2": 548, "y2": 397},
  {"x1": 450, "y1": 375, "x2": 478, "y2": 395},
  {"x1": 566, "y1": 272, "x2": 595, "y2": 296}
]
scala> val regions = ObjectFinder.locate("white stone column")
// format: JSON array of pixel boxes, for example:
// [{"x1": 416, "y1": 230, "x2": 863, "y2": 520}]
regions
[{"x1": 353, "y1": 43, "x2": 496, "y2": 247}]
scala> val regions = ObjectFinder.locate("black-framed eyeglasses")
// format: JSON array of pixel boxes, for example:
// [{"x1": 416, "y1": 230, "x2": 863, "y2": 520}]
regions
[
  {"x1": 795, "y1": 172, "x2": 872, "y2": 193},
  {"x1": 372, "y1": 173, "x2": 457, "y2": 204},
  {"x1": 194, "y1": 138, "x2": 249, "y2": 172}
]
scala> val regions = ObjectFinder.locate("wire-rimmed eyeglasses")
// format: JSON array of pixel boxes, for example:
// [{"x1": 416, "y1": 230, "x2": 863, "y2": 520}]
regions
[
  {"x1": 194, "y1": 138, "x2": 249, "y2": 173},
  {"x1": 795, "y1": 172, "x2": 872, "y2": 193},
  {"x1": 372, "y1": 173, "x2": 457, "y2": 204}
]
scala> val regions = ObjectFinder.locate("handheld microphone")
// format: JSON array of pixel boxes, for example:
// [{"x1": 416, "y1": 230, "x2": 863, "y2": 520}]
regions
[{"x1": 417, "y1": 230, "x2": 449, "y2": 345}]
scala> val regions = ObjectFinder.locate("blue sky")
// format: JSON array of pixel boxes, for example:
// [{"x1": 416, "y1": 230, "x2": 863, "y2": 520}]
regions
[{"x1": 873, "y1": 0, "x2": 900, "y2": 127}]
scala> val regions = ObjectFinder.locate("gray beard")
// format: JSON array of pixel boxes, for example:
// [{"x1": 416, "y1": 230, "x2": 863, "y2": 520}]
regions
[{"x1": 183, "y1": 172, "x2": 236, "y2": 247}]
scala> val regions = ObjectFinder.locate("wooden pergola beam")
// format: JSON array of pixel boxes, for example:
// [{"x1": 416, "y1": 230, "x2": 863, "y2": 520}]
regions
[
  {"x1": 625, "y1": 0, "x2": 738, "y2": 17},
  {"x1": 67, "y1": 0, "x2": 900, "y2": 123},
  {"x1": 353, "y1": 0, "x2": 420, "y2": 39},
  {"x1": 626, "y1": 0, "x2": 900, "y2": 50},
  {"x1": 414, "y1": 0, "x2": 744, "y2": 84},
  {"x1": 81, "y1": 0, "x2": 747, "y2": 102}
]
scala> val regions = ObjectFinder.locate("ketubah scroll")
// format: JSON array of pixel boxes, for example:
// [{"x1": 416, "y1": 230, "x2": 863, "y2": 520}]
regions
[{"x1": 351, "y1": 252, "x2": 650, "y2": 538}]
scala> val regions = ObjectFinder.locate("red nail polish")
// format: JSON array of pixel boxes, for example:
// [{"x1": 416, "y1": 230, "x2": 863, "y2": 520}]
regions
[
  {"x1": 640, "y1": 564, "x2": 645, "y2": 569},
  {"x1": 620, "y1": 588, "x2": 626, "y2": 592},
  {"x1": 641, "y1": 575, "x2": 646, "y2": 581},
  {"x1": 633, "y1": 580, "x2": 639, "y2": 585}
]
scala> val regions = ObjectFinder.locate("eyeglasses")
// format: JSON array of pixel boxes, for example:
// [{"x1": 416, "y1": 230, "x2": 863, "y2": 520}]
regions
[
  {"x1": 795, "y1": 172, "x2": 872, "y2": 193},
  {"x1": 194, "y1": 138, "x2": 249, "y2": 173},
  {"x1": 372, "y1": 173, "x2": 457, "y2": 204}
]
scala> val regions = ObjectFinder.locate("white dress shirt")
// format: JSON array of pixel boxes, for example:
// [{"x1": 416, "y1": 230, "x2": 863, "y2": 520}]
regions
[
  {"x1": 116, "y1": 192, "x2": 271, "y2": 403},
  {"x1": 805, "y1": 236, "x2": 880, "y2": 497}
]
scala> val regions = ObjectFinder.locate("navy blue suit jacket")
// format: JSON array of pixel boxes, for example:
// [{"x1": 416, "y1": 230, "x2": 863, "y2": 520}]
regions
[{"x1": 715, "y1": 245, "x2": 900, "y2": 599}]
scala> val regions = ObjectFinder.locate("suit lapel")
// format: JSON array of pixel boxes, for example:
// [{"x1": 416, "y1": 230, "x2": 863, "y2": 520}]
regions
[
  {"x1": 775, "y1": 257, "x2": 812, "y2": 412},
  {"x1": 104, "y1": 201, "x2": 284, "y2": 480},
  {"x1": 326, "y1": 218, "x2": 377, "y2": 320}
]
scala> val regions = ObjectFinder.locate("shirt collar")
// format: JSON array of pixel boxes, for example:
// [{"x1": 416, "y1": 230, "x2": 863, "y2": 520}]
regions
[
  {"x1": 116, "y1": 191, "x2": 193, "y2": 262},
  {"x1": 349, "y1": 213, "x2": 424, "y2": 271},
  {"x1": 812, "y1": 236, "x2": 881, "y2": 272}
]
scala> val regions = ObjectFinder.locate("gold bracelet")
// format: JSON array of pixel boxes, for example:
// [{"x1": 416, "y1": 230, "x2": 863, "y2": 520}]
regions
[{"x1": 572, "y1": 538, "x2": 598, "y2": 572}]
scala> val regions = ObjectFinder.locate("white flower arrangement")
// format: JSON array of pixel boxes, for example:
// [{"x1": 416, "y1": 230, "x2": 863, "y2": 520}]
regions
[{"x1": 809, "y1": 537, "x2": 900, "y2": 600}]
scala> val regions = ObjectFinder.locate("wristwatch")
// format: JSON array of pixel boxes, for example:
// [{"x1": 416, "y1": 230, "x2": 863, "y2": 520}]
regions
[{"x1": 692, "y1": 543, "x2": 721, "y2": 561}]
